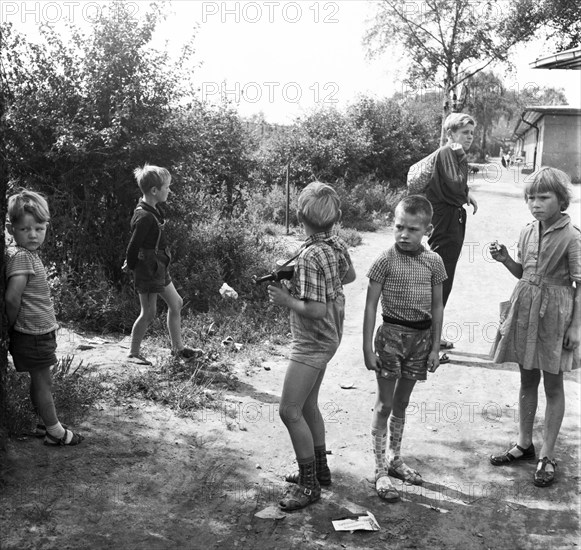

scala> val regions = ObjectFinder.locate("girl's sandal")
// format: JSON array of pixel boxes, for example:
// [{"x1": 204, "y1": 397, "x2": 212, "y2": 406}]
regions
[
  {"x1": 533, "y1": 457, "x2": 557, "y2": 487},
  {"x1": 490, "y1": 443, "x2": 536, "y2": 466},
  {"x1": 279, "y1": 484, "x2": 321, "y2": 511},
  {"x1": 44, "y1": 429, "x2": 84, "y2": 446},
  {"x1": 376, "y1": 474, "x2": 400, "y2": 502},
  {"x1": 388, "y1": 459, "x2": 423, "y2": 485}
]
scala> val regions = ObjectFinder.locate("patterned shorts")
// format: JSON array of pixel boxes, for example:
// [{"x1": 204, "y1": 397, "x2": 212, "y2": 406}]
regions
[{"x1": 374, "y1": 323, "x2": 432, "y2": 381}]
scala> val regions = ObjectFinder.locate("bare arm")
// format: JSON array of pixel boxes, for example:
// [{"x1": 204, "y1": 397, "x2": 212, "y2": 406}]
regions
[
  {"x1": 563, "y1": 283, "x2": 580, "y2": 351},
  {"x1": 267, "y1": 284, "x2": 327, "y2": 319},
  {"x1": 5, "y1": 274, "x2": 28, "y2": 327},
  {"x1": 363, "y1": 280, "x2": 382, "y2": 373}
]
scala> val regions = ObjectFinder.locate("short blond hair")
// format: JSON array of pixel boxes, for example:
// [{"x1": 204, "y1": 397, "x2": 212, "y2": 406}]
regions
[
  {"x1": 297, "y1": 181, "x2": 341, "y2": 231},
  {"x1": 134, "y1": 163, "x2": 171, "y2": 194},
  {"x1": 444, "y1": 113, "x2": 476, "y2": 133},
  {"x1": 7, "y1": 189, "x2": 50, "y2": 224},
  {"x1": 525, "y1": 166, "x2": 572, "y2": 211}
]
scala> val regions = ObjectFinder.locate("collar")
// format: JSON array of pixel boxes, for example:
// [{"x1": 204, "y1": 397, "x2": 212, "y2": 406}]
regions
[
  {"x1": 534, "y1": 213, "x2": 570, "y2": 235},
  {"x1": 138, "y1": 199, "x2": 164, "y2": 220},
  {"x1": 304, "y1": 230, "x2": 335, "y2": 247},
  {"x1": 395, "y1": 243, "x2": 425, "y2": 257}
]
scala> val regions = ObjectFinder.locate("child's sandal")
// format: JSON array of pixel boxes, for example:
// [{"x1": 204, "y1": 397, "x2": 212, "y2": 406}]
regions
[
  {"x1": 388, "y1": 459, "x2": 423, "y2": 485},
  {"x1": 44, "y1": 429, "x2": 84, "y2": 446},
  {"x1": 127, "y1": 353, "x2": 152, "y2": 365},
  {"x1": 375, "y1": 474, "x2": 400, "y2": 502},
  {"x1": 533, "y1": 457, "x2": 557, "y2": 487},
  {"x1": 490, "y1": 442, "x2": 535, "y2": 466},
  {"x1": 279, "y1": 484, "x2": 320, "y2": 511},
  {"x1": 34, "y1": 423, "x2": 68, "y2": 438}
]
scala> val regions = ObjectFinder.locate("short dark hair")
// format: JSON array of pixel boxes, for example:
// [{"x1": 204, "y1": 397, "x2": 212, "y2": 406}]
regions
[{"x1": 397, "y1": 195, "x2": 433, "y2": 226}]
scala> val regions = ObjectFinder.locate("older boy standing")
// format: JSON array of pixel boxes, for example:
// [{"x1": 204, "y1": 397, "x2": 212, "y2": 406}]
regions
[{"x1": 426, "y1": 113, "x2": 478, "y2": 358}]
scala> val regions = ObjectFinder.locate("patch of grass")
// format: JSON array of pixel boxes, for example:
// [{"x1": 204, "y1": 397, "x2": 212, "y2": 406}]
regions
[{"x1": 117, "y1": 355, "x2": 235, "y2": 416}]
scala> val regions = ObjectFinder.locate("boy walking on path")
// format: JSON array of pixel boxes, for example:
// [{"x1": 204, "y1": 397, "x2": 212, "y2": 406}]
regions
[
  {"x1": 5, "y1": 190, "x2": 84, "y2": 446},
  {"x1": 125, "y1": 164, "x2": 202, "y2": 364},
  {"x1": 363, "y1": 195, "x2": 446, "y2": 501},
  {"x1": 268, "y1": 181, "x2": 356, "y2": 511}
]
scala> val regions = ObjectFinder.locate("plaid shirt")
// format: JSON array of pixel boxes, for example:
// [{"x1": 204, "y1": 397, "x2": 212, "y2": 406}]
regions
[{"x1": 291, "y1": 231, "x2": 352, "y2": 303}]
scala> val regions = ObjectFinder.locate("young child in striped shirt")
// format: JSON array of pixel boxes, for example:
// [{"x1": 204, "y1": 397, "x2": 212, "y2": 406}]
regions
[
  {"x1": 267, "y1": 181, "x2": 356, "y2": 511},
  {"x1": 363, "y1": 195, "x2": 446, "y2": 501},
  {"x1": 5, "y1": 190, "x2": 84, "y2": 446}
]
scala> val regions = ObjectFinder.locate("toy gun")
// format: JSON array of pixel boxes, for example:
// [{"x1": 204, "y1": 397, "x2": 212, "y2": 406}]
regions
[{"x1": 253, "y1": 257, "x2": 297, "y2": 284}]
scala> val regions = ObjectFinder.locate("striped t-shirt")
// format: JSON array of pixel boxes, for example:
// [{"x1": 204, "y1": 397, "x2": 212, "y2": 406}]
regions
[
  {"x1": 5, "y1": 246, "x2": 58, "y2": 335},
  {"x1": 367, "y1": 244, "x2": 447, "y2": 323}
]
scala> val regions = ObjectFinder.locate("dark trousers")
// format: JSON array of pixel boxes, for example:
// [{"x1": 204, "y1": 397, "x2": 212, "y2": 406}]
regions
[{"x1": 428, "y1": 204, "x2": 467, "y2": 307}]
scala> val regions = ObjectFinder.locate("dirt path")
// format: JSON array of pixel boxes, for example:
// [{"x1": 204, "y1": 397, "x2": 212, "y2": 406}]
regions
[{"x1": 1, "y1": 162, "x2": 580, "y2": 549}]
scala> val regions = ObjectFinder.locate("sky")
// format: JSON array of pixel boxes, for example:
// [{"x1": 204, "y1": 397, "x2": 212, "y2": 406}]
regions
[{"x1": 2, "y1": 0, "x2": 580, "y2": 124}]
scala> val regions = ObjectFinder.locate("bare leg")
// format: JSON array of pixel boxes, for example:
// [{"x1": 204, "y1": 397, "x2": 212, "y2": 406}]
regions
[
  {"x1": 371, "y1": 377, "x2": 396, "y2": 431},
  {"x1": 159, "y1": 282, "x2": 184, "y2": 351},
  {"x1": 539, "y1": 371, "x2": 564, "y2": 459},
  {"x1": 301, "y1": 368, "x2": 327, "y2": 448},
  {"x1": 279, "y1": 360, "x2": 326, "y2": 460},
  {"x1": 29, "y1": 368, "x2": 59, "y2": 427},
  {"x1": 129, "y1": 293, "x2": 158, "y2": 355},
  {"x1": 391, "y1": 378, "x2": 417, "y2": 419},
  {"x1": 517, "y1": 367, "x2": 541, "y2": 450}
]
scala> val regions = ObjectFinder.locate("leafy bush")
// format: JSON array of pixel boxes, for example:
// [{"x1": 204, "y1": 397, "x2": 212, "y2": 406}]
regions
[{"x1": 49, "y1": 266, "x2": 138, "y2": 333}]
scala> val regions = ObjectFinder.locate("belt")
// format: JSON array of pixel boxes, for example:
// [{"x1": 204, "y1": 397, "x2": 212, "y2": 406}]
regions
[
  {"x1": 521, "y1": 273, "x2": 571, "y2": 287},
  {"x1": 382, "y1": 315, "x2": 431, "y2": 330},
  {"x1": 521, "y1": 272, "x2": 572, "y2": 317}
]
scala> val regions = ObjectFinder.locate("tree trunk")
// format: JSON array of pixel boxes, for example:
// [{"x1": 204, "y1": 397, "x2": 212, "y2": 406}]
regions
[{"x1": 0, "y1": 99, "x2": 8, "y2": 450}]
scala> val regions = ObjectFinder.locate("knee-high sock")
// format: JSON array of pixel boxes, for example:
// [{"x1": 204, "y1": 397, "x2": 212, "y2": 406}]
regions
[
  {"x1": 388, "y1": 415, "x2": 405, "y2": 464},
  {"x1": 371, "y1": 427, "x2": 389, "y2": 477}
]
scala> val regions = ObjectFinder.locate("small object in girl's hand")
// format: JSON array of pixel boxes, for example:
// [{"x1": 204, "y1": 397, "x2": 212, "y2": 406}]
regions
[{"x1": 493, "y1": 240, "x2": 501, "y2": 251}]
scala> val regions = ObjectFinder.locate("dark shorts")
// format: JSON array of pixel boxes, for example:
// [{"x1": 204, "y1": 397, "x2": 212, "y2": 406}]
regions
[
  {"x1": 133, "y1": 249, "x2": 172, "y2": 294},
  {"x1": 9, "y1": 330, "x2": 57, "y2": 372},
  {"x1": 374, "y1": 323, "x2": 432, "y2": 381}
]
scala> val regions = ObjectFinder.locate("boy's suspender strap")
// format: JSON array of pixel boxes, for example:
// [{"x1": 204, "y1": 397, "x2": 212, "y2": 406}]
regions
[{"x1": 135, "y1": 205, "x2": 163, "y2": 253}]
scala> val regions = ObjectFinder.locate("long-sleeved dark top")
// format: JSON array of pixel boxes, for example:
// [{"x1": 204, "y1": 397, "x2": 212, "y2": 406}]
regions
[
  {"x1": 125, "y1": 200, "x2": 168, "y2": 270},
  {"x1": 425, "y1": 145, "x2": 469, "y2": 208}
]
